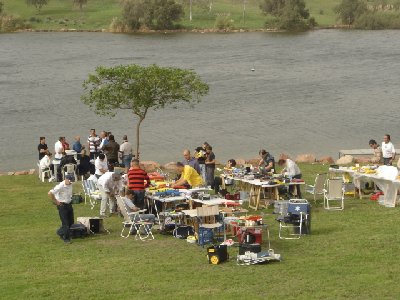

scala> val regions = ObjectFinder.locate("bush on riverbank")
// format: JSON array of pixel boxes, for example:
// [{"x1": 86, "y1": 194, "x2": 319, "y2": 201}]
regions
[
  {"x1": 353, "y1": 10, "x2": 400, "y2": 29},
  {"x1": 0, "y1": 14, "x2": 30, "y2": 32}
]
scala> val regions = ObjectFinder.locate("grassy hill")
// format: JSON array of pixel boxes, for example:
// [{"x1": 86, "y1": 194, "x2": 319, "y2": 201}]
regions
[
  {"x1": 1, "y1": 0, "x2": 342, "y2": 31},
  {"x1": 2, "y1": 163, "x2": 400, "y2": 299}
]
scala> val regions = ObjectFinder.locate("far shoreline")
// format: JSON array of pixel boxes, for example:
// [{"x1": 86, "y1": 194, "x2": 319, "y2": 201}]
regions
[{"x1": 9, "y1": 25, "x2": 351, "y2": 34}]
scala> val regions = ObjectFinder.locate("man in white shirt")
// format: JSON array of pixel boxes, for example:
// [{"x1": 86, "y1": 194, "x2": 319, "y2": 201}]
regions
[
  {"x1": 87, "y1": 129, "x2": 101, "y2": 159},
  {"x1": 54, "y1": 137, "x2": 64, "y2": 160},
  {"x1": 95, "y1": 153, "x2": 108, "y2": 179},
  {"x1": 97, "y1": 172, "x2": 122, "y2": 217},
  {"x1": 48, "y1": 176, "x2": 74, "y2": 243},
  {"x1": 382, "y1": 134, "x2": 396, "y2": 165},
  {"x1": 278, "y1": 158, "x2": 302, "y2": 198},
  {"x1": 40, "y1": 152, "x2": 55, "y2": 181}
]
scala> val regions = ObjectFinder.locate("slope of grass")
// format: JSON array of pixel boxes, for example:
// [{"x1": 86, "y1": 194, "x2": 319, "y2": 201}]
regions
[
  {"x1": 2, "y1": 163, "x2": 400, "y2": 299},
  {"x1": 0, "y1": 0, "x2": 355, "y2": 30}
]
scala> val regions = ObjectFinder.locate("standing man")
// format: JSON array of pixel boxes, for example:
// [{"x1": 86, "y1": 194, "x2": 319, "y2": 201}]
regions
[
  {"x1": 72, "y1": 136, "x2": 84, "y2": 153},
  {"x1": 48, "y1": 176, "x2": 74, "y2": 244},
  {"x1": 87, "y1": 129, "x2": 100, "y2": 160},
  {"x1": 382, "y1": 134, "x2": 396, "y2": 165},
  {"x1": 97, "y1": 172, "x2": 122, "y2": 217},
  {"x1": 182, "y1": 149, "x2": 200, "y2": 174},
  {"x1": 95, "y1": 153, "x2": 108, "y2": 179},
  {"x1": 103, "y1": 134, "x2": 120, "y2": 168},
  {"x1": 99, "y1": 131, "x2": 109, "y2": 152},
  {"x1": 54, "y1": 137, "x2": 64, "y2": 160},
  {"x1": 119, "y1": 135, "x2": 133, "y2": 172},
  {"x1": 127, "y1": 159, "x2": 150, "y2": 209},
  {"x1": 38, "y1": 137, "x2": 48, "y2": 160},
  {"x1": 205, "y1": 145, "x2": 216, "y2": 187}
]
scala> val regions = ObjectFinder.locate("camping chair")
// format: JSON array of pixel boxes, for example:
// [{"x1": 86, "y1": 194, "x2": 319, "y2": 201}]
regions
[
  {"x1": 82, "y1": 180, "x2": 102, "y2": 209},
  {"x1": 196, "y1": 205, "x2": 223, "y2": 247},
  {"x1": 277, "y1": 199, "x2": 311, "y2": 239},
  {"x1": 62, "y1": 163, "x2": 77, "y2": 181},
  {"x1": 323, "y1": 178, "x2": 345, "y2": 210},
  {"x1": 116, "y1": 195, "x2": 154, "y2": 240},
  {"x1": 305, "y1": 173, "x2": 327, "y2": 202}
]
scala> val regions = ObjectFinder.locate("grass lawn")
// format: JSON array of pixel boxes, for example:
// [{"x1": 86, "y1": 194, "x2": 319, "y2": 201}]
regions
[
  {"x1": 0, "y1": 0, "x2": 363, "y2": 30},
  {"x1": 1, "y1": 163, "x2": 400, "y2": 299}
]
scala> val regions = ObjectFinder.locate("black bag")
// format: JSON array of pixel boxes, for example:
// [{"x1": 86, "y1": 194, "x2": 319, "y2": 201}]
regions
[
  {"x1": 71, "y1": 194, "x2": 83, "y2": 204},
  {"x1": 69, "y1": 223, "x2": 88, "y2": 238},
  {"x1": 239, "y1": 243, "x2": 261, "y2": 255},
  {"x1": 173, "y1": 225, "x2": 195, "y2": 239}
]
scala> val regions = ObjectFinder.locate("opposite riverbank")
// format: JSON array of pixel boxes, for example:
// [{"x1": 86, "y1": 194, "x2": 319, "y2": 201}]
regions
[{"x1": 1, "y1": 0, "x2": 340, "y2": 32}]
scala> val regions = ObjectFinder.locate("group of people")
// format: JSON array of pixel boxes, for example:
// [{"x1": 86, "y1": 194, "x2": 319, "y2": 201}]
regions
[
  {"x1": 369, "y1": 134, "x2": 396, "y2": 166},
  {"x1": 38, "y1": 129, "x2": 135, "y2": 182}
]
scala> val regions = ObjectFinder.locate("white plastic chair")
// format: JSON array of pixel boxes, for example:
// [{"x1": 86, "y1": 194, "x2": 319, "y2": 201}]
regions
[
  {"x1": 323, "y1": 178, "x2": 345, "y2": 210},
  {"x1": 305, "y1": 173, "x2": 327, "y2": 202}
]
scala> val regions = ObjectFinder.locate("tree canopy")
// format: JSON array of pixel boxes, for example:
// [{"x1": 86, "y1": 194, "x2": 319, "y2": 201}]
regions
[
  {"x1": 81, "y1": 64, "x2": 209, "y2": 157},
  {"x1": 334, "y1": 0, "x2": 367, "y2": 25},
  {"x1": 26, "y1": 0, "x2": 49, "y2": 12},
  {"x1": 122, "y1": 0, "x2": 184, "y2": 30},
  {"x1": 260, "y1": 0, "x2": 314, "y2": 31}
]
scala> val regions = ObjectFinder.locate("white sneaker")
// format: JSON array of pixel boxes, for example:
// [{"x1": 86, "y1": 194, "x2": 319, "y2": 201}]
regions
[{"x1": 49, "y1": 176, "x2": 55, "y2": 182}]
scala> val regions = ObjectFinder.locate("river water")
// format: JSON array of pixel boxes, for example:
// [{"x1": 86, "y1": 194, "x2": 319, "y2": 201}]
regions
[{"x1": 1, "y1": 30, "x2": 399, "y2": 172}]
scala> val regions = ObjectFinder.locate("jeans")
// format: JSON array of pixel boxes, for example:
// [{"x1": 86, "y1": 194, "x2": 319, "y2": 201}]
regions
[
  {"x1": 122, "y1": 155, "x2": 132, "y2": 168},
  {"x1": 199, "y1": 164, "x2": 206, "y2": 182},
  {"x1": 205, "y1": 166, "x2": 215, "y2": 187},
  {"x1": 131, "y1": 190, "x2": 146, "y2": 210},
  {"x1": 383, "y1": 157, "x2": 392, "y2": 165},
  {"x1": 56, "y1": 203, "x2": 74, "y2": 241}
]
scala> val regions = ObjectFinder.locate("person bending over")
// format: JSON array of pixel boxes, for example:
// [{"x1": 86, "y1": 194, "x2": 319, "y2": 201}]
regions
[
  {"x1": 171, "y1": 162, "x2": 204, "y2": 189},
  {"x1": 278, "y1": 158, "x2": 302, "y2": 198},
  {"x1": 258, "y1": 149, "x2": 275, "y2": 174}
]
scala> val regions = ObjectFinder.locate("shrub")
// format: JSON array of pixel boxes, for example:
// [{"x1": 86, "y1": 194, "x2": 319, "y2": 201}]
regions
[
  {"x1": 214, "y1": 14, "x2": 234, "y2": 30},
  {"x1": 0, "y1": 14, "x2": 30, "y2": 32},
  {"x1": 354, "y1": 11, "x2": 400, "y2": 29},
  {"x1": 109, "y1": 17, "x2": 128, "y2": 32}
]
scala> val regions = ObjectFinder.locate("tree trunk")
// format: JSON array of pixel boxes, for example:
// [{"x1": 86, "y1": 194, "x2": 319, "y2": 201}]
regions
[{"x1": 135, "y1": 116, "x2": 145, "y2": 159}]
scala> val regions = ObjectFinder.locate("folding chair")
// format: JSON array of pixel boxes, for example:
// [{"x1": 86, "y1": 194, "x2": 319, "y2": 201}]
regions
[
  {"x1": 38, "y1": 162, "x2": 52, "y2": 182},
  {"x1": 323, "y1": 178, "x2": 345, "y2": 210},
  {"x1": 62, "y1": 163, "x2": 77, "y2": 181},
  {"x1": 277, "y1": 199, "x2": 311, "y2": 239},
  {"x1": 82, "y1": 180, "x2": 102, "y2": 209},
  {"x1": 305, "y1": 173, "x2": 327, "y2": 202},
  {"x1": 116, "y1": 195, "x2": 154, "y2": 240},
  {"x1": 196, "y1": 205, "x2": 223, "y2": 247}
]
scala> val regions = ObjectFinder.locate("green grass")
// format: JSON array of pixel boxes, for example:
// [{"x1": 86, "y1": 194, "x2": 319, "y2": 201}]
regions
[
  {"x1": 2, "y1": 163, "x2": 400, "y2": 299},
  {"x1": 0, "y1": 0, "x2": 376, "y2": 30}
]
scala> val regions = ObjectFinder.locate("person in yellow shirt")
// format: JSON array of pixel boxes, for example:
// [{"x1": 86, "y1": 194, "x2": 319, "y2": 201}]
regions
[{"x1": 171, "y1": 162, "x2": 204, "y2": 188}]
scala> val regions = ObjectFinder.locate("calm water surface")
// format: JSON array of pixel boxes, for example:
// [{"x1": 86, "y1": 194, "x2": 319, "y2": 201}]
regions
[{"x1": 1, "y1": 30, "x2": 399, "y2": 171}]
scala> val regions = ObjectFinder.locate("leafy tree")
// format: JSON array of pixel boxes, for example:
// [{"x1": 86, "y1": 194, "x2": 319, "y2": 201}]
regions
[
  {"x1": 122, "y1": 0, "x2": 184, "y2": 30},
  {"x1": 334, "y1": 0, "x2": 367, "y2": 25},
  {"x1": 260, "y1": 0, "x2": 312, "y2": 30},
  {"x1": 81, "y1": 64, "x2": 209, "y2": 158},
  {"x1": 73, "y1": 0, "x2": 87, "y2": 11},
  {"x1": 0, "y1": 1, "x2": 4, "y2": 14},
  {"x1": 26, "y1": 0, "x2": 49, "y2": 13}
]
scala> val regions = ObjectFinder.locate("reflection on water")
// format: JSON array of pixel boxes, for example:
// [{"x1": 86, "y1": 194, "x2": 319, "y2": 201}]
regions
[{"x1": 1, "y1": 30, "x2": 400, "y2": 171}]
